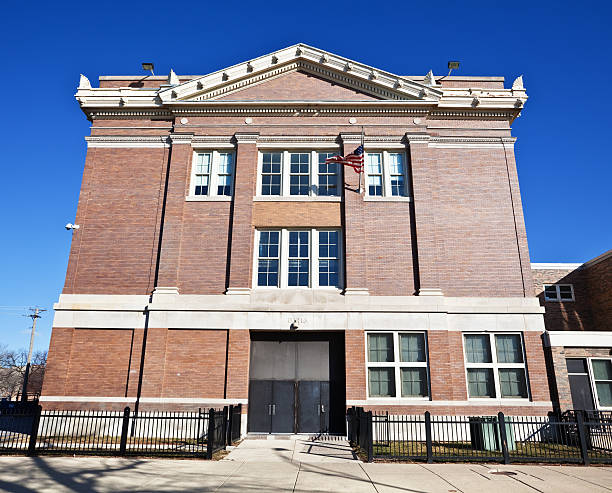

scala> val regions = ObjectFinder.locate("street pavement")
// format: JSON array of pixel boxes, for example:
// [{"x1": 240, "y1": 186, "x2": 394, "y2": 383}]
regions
[{"x1": 0, "y1": 437, "x2": 611, "y2": 492}]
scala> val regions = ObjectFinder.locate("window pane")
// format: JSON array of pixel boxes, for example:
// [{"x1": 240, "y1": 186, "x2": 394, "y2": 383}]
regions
[
  {"x1": 401, "y1": 368, "x2": 427, "y2": 397},
  {"x1": 257, "y1": 260, "x2": 278, "y2": 287},
  {"x1": 499, "y1": 369, "x2": 528, "y2": 398},
  {"x1": 566, "y1": 358, "x2": 588, "y2": 374},
  {"x1": 467, "y1": 368, "x2": 495, "y2": 397},
  {"x1": 389, "y1": 153, "x2": 405, "y2": 196},
  {"x1": 495, "y1": 335, "x2": 523, "y2": 364},
  {"x1": 399, "y1": 334, "x2": 425, "y2": 362},
  {"x1": 596, "y1": 382, "x2": 612, "y2": 407},
  {"x1": 368, "y1": 368, "x2": 395, "y2": 397},
  {"x1": 544, "y1": 285, "x2": 558, "y2": 300},
  {"x1": 559, "y1": 285, "x2": 573, "y2": 300},
  {"x1": 368, "y1": 334, "x2": 394, "y2": 362},
  {"x1": 592, "y1": 360, "x2": 612, "y2": 380},
  {"x1": 366, "y1": 154, "x2": 382, "y2": 174},
  {"x1": 464, "y1": 335, "x2": 492, "y2": 363}
]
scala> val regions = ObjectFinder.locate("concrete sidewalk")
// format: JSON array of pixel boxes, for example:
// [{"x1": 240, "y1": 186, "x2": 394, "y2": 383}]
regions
[{"x1": 1, "y1": 455, "x2": 612, "y2": 492}]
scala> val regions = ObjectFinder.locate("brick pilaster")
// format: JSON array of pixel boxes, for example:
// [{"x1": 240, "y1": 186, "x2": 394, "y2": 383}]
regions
[
  {"x1": 340, "y1": 133, "x2": 368, "y2": 295},
  {"x1": 225, "y1": 330, "x2": 250, "y2": 399},
  {"x1": 155, "y1": 134, "x2": 193, "y2": 292},
  {"x1": 406, "y1": 134, "x2": 444, "y2": 296},
  {"x1": 226, "y1": 133, "x2": 259, "y2": 292},
  {"x1": 345, "y1": 329, "x2": 366, "y2": 400}
]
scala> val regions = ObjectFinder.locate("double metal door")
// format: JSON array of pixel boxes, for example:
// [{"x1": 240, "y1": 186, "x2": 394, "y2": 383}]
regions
[{"x1": 248, "y1": 380, "x2": 329, "y2": 434}]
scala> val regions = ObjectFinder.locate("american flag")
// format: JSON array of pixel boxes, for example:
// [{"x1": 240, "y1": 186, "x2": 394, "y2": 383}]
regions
[{"x1": 325, "y1": 145, "x2": 364, "y2": 173}]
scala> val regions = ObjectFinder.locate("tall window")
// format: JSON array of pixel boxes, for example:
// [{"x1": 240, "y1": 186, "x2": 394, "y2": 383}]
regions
[
  {"x1": 463, "y1": 333, "x2": 528, "y2": 399},
  {"x1": 389, "y1": 153, "x2": 405, "y2": 196},
  {"x1": 364, "y1": 151, "x2": 408, "y2": 197},
  {"x1": 290, "y1": 153, "x2": 310, "y2": 195},
  {"x1": 191, "y1": 151, "x2": 235, "y2": 197},
  {"x1": 258, "y1": 151, "x2": 340, "y2": 197},
  {"x1": 592, "y1": 359, "x2": 612, "y2": 408},
  {"x1": 217, "y1": 153, "x2": 233, "y2": 196},
  {"x1": 318, "y1": 152, "x2": 339, "y2": 196},
  {"x1": 366, "y1": 332, "x2": 429, "y2": 398},
  {"x1": 257, "y1": 231, "x2": 280, "y2": 287},
  {"x1": 254, "y1": 229, "x2": 342, "y2": 288},
  {"x1": 194, "y1": 153, "x2": 211, "y2": 195},
  {"x1": 366, "y1": 153, "x2": 383, "y2": 196},
  {"x1": 261, "y1": 152, "x2": 282, "y2": 195},
  {"x1": 318, "y1": 231, "x2": 339, "y2": 287},
  {"x1": 288, "y1": 231, "x2": 309, "y2": 286}
]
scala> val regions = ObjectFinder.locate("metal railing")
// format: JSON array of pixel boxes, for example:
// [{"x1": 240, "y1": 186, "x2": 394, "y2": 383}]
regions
[
  {"x1": 0, "y1": 404, "x2": 242, "y2": 458},
  {"x1": 347, "y1": 407, "x2": 612, "y2": 464}
]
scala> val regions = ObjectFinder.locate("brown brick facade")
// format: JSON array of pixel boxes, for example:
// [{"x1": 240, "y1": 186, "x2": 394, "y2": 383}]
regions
[{"x1": 44, "y1": 47, "x2": 551, "y2": 419}]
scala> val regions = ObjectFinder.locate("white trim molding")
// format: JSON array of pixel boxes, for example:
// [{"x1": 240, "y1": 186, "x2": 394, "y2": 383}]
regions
[
  {"x1": 531, "y1": 263, "x2": 583, "y2": 270},
  {"x1": 85, "y1": 136, "x2": 170, "y2": 148},
  {"x1": 545, "y1": 331, "x2": 612, "y2": 348}
]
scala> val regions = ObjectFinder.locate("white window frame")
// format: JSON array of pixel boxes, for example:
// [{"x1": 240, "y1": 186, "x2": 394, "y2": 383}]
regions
[
  {"x1": 462, "y1": 332, "x2": 530, "y2": 401},
  {"x1": 365, "y1": 331, "x2": 430, "y2": 400},
  {"x1": 188, "y1": 150, "x2": 235, "y2": 201},
  {"x1": 544, "y1": 284, "x2": 575, "y2": 302},
  {"x1": 363, "y1": 151, "x2": 409, "y2": 199},
  {"x1": 252, "y1": 228, "x2": 343, "y2": 289},
  {"x1": 256, "y1": 150, "x2": 342, "y2": 199},
  {"x1": 588, "y1": 358, "x2": 612, "y2": 411}
]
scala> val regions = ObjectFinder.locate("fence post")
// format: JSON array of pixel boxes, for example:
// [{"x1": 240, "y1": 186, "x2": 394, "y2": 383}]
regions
[
  {"x1": 206, "y1": 408, "x2": 215, "y2": 459},
  {"x1": 497, "y1": 412, "x2": 510, "y2": 464},
  {"x1": 223, "y1": 405, "x2": 230, "y2": 446},
  {"x1": 227, "y1": 405, "x2": 233, "y2": 446},
  {"x1": 575, "y1": 411, "x2": 590, "y2": 466},
  {"x1": 119, "y1": 406, "x2": 130, "y2": 456},
  {"x1": 366, "y1": 411, "x2": 373, "y2": 463},
  {"x1": 26, "y1": 405, "x2": 42, "y2": 457},
  {"x1": 424, "y1": 411, "x2": 433, "y2": 464}
]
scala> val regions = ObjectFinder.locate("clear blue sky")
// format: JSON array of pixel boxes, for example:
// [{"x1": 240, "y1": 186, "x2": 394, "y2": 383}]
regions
[{"x1": 1, "y1": 0, "x2": 610, "y2": 351}]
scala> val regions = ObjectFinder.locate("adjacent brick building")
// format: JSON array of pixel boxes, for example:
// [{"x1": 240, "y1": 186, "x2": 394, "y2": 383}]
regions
[
  {"x1": 533, "y1": 249, "x2": 612, "y2": 412},
  {"x1": 42, "y1": 44, "x2": 552, "y2": 434}
]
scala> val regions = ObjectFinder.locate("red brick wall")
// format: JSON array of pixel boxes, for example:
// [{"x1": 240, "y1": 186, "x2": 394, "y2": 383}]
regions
[
  {"x1": 532, "y1": 268, "x2": 593, "y2": 331},
  {"x1": 586, "y1": 253, "x2": 612, "y2": 331},
  {"x1": 345, "y1": 330, "x2": 366, "y2": 400},
  {"x1": 217, "y1": 71, "x2": 381, "y2": 101},
  {"x1": 226, "y1": 330, "x2": 250, "y2": 399},
  {"x1": 162, "y1": 329, "x2": 227, "y2": 398},
  {"x1": 64, "y1": 146, "x2": 169, "y2": 295}
]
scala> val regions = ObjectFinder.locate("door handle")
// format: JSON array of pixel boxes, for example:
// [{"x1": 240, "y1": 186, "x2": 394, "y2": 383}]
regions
[
  {"x1": 321, "y1": 404, "x2": 325, "y2": 413},
  {"x1": 272, "y1": 404, "x2": 276, "y2": 415}
]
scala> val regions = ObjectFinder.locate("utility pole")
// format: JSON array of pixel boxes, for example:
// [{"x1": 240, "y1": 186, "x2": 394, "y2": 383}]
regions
[{"x1": 21, "y1": 307, "x2": 46, "y2": 402}]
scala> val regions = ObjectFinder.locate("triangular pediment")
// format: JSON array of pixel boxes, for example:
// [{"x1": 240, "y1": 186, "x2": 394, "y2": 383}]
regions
[{"x1": 158, "y1": 44, "x2": 442, "y2": 104}]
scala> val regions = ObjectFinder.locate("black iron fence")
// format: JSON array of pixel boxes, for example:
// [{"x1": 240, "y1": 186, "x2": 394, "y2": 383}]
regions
[
  {"x1": 347, "y1": 407, "x2": 612, "y2": 464},
  {"x1": 0, "y1": 404, "x2": 242, "y2": 458}
]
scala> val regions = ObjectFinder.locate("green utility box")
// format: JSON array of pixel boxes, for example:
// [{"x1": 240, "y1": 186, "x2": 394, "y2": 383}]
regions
[{"x1": 469, "y1": 417, "x2": 516, "y2": 452}]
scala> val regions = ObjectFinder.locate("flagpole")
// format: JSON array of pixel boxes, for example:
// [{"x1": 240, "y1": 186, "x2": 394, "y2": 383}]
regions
[{"x1": 360, "y1": 126, "x2": 365, "y2": 194}]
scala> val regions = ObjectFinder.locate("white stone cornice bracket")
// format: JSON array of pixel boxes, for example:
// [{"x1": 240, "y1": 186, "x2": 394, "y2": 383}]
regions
[
  {"x1": 234, "y1": 132, "x2": 260, "y2": 144},
  {"x1": 169, "y1": 133, "x2": 194, "y2": 145}
]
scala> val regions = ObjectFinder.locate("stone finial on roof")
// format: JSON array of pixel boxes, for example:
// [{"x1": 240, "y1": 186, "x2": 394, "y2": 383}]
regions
[
  {"x1": 424, "y1": 70, "x2": 437, "y2": 86},
  {"x1": 512, "y1": 75, "x2": 524, "y2": 90},
  {"x1": 78, "y1": 74, "x2": 91, "y2": 89},
  {"x1": 168, "y1": 69, "x2": 180, "y2": 86}
]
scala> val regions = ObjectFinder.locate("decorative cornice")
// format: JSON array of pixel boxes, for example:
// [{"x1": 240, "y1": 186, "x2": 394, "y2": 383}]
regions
[
  {"x1": 168, "y1": 133, "x2": 194, "y2": 144},
  {"x1": 405, "y1": 134, "x2": 430, "y2": 144},
  {"x1": 85, "y1": 135, "x2": 171, "y2": 148},
  {"x1": 257, "y1": 135, "x2": 338, "y2": 144},
  {"x1": 234, "y1": 132, "x2": 260, "y2": 144},
  {"x1": 191, "y1": 135, "x2": 235, "y2": 147}
]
